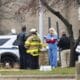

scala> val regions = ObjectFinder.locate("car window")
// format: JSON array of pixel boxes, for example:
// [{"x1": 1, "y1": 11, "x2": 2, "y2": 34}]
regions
[
  {"x1": 0, "y1": 38, "x2": 10, "y2": 46},
  {"x1": 13, "y1": 39, "x2": 18, "y2": 46}
]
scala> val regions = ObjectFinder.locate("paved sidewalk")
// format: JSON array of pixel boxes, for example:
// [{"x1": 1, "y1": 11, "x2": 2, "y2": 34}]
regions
[{"x1": 0, "y1": 75, "x2": 76, "y2": 80}]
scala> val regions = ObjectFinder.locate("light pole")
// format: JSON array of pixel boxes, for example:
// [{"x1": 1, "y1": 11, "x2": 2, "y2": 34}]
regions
[
  {"x1": 39, "y1": 0, "x2": 44, "y2": 41},
  {"x1": 78, "y1": 7, "x2": 80, "y2": 20}
]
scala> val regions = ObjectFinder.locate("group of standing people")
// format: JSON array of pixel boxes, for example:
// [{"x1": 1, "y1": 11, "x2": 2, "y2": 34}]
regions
[
  {"x1": 17, "y1": 26, "x2": 42, "y2": 69},
  {"x1": 44, "y1": 28, "x2": 70, "y2": 68},
  {"x1": 17, "y1": 25, "x2": 70, "y2": 69}
]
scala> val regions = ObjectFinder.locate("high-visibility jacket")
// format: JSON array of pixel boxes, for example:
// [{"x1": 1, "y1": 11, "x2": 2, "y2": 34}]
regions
[{"x1": 25, "y1": 34, "x2": 42, "y2": 56}]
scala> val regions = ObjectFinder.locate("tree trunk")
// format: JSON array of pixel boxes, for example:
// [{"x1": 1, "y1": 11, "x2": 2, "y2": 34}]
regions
[{"x1": 40, "y1": 0, "x2": 75, "y2": 66}]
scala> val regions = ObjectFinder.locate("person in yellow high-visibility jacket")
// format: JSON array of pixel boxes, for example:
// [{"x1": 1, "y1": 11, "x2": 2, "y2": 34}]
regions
[{"x1": 25, "y1": 28, "x2": 42, "y2": 69}]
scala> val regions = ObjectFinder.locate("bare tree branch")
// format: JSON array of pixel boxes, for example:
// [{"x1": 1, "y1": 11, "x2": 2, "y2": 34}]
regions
[
  {"x1": 0, "y1": 0, "x2": 16, "y2": 7},
  {"x1": 40, "y1": 0, "x2": 73, "y2": 36}
]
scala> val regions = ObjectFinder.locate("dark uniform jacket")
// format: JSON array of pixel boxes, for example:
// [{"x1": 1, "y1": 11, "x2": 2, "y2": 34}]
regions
[
  {"x1": 58, "y1": 36, "x2": 70, "y2": 50},
  {"x1": 17, "y1": 32, "x2": 27, "y2": 46}
]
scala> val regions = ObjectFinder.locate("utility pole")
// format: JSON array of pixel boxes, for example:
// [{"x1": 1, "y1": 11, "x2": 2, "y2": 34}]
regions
[{"x1": 39, "y1": 0, "x2": 44, "y2": 41}]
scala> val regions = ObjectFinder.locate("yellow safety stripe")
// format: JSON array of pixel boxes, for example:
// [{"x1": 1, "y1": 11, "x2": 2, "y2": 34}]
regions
[
  {"x1": 26, "y1": 52, "x2": 39, "y2": 56},
  {"x1": 25, "y1": 42, "x2": 42, "y2": 46},
  {"x1": 25, "y1": 41, "x2": 30, "y2": 46},
  {"x1": 26, "y1": 49, "x2": 39, "y2": 56},
  {"x1": 30, "y1": 53, "x2": 39, "y2": 56},
  {"x1": 27, "y1": 49, "x2": 39, "y2": 53}
]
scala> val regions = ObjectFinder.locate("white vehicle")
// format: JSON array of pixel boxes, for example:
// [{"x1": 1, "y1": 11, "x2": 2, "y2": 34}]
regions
[{"x1": 0, "y1": 35, "x2": 20, "y2": 68}]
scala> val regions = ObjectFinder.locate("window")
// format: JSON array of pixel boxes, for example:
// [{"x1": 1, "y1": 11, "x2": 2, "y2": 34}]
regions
[
  {"x1": 13, "y1": 39, "x2": 18, "y2": 46},
  {"x1": 0, "y1": 38, "x2": 10, "y2": 46}
]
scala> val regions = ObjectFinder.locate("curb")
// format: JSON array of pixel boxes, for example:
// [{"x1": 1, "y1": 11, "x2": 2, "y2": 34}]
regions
[{"x1": 0, "y1": 75, "x2": 75, "y2": 79}]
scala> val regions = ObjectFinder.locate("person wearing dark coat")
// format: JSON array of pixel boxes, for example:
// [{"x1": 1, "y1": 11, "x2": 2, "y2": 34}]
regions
[
  {"x1": 58, "y1": 32, "x2": 70, "y2": 68},
  {"x1": 17, "y1": 26, "x2": 28, "y2": 69},
  {"x1": 58, "y1": 32, "x2": 70, "y2": 50}
]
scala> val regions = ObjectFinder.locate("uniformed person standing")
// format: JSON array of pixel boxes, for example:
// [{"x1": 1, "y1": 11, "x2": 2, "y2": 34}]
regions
[
  {"x1": 25, "y1": 28, "x2": 42, "y2": 69},
  {"x1": 17, "y1": 26, "x2": 27, "y2": 69}
]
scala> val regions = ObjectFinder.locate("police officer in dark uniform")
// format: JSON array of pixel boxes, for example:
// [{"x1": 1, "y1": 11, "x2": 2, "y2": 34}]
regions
[{"x1": 17, "y1": 25, "x2": 27, "y2": 69}]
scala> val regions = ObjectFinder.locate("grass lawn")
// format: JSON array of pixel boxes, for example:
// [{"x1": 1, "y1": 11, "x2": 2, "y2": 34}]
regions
[{"x1": 0, "y1": 67, "x2": 75, "y2": 75}]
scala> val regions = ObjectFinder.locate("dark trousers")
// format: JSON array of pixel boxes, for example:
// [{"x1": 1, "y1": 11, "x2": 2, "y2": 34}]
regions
[
  {"x1": 19, "y1": 45, "x2": 28, "y2": 69},
  {"x1": 29, "y1": 55, "x2": 39, "y2": 69},
  {"x1": 75, "y1": 52, "x2": 80, "y2": 61}
]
